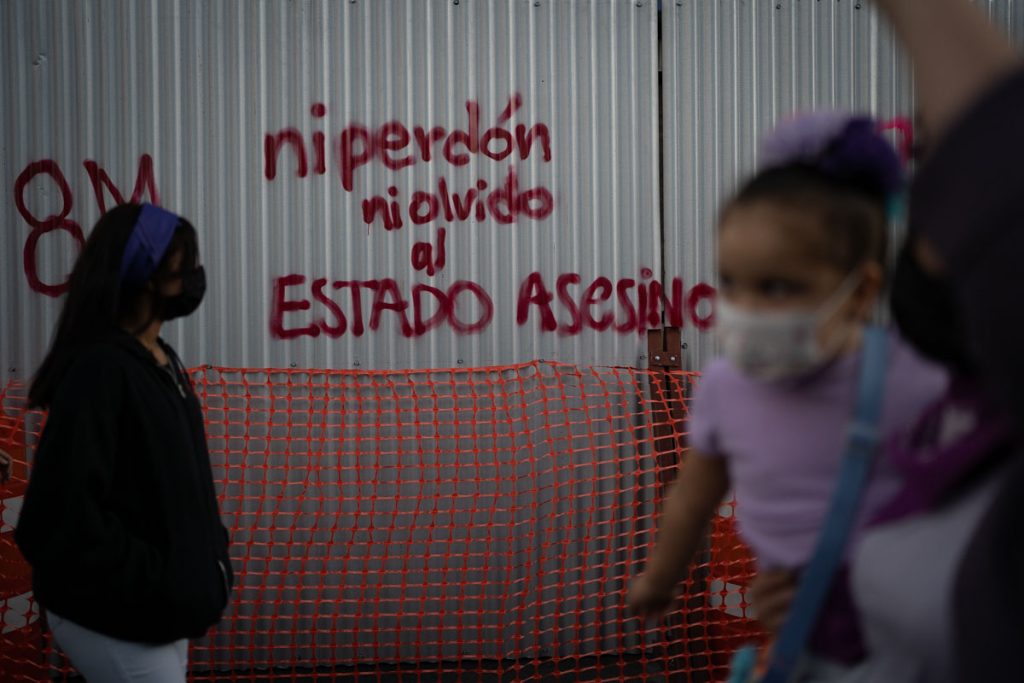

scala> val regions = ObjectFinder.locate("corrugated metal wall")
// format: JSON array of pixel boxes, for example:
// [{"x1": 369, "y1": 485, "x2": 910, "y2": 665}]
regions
[
  {"x1": 1, "y1": 0, "x2": 660, "y2": 378},
  {"x1": 663, "y1": 0, "x2": 1024, "y2": 370},
  {"x1": 5, "y1": 1, "x2": 1024, "y2": 376}
]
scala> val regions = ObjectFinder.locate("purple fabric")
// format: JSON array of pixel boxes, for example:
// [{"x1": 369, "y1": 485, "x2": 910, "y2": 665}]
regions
[
  {"x1": 689, "y1": 331, "x2": 947, "y2": 569},
  {"x1": 760, "y1": 111, "x2": 854, "y2": 169},
  {"x1": 689, "y1": 331, "x2": 947, "y2": 662},
  {"x1": 871, "y1": 377, "x2": 1015, "y2": 526},
  {"x1": 759, "y1": 113, "x2": 905, "y2": 196},
  {"x1": 119, "y1": 203, "x2": 180, "y2": 286}
]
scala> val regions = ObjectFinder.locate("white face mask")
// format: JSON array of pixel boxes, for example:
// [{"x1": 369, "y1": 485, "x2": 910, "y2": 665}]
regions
[{"x1": 715, "y1": 274, "x2": 862, "y2": 381}]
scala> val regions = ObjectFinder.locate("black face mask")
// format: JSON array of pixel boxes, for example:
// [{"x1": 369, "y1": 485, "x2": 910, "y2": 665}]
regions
[
  {"x1": 160, "y1": 266, "x2": 206, "y2": 321},
  {"x1": 890, "y1": 245, "x2": 974, "y2": 373}
]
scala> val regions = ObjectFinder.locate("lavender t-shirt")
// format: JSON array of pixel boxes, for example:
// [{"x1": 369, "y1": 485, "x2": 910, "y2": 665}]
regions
[{"x1": 689, "y1": 331, "x2": 947, "y2": 570}]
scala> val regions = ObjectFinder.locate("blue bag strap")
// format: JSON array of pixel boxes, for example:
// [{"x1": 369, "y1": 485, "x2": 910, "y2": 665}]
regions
[
  {"x1": 728, "y1": 644, "x2": 759, "y2": 683},
  {"x1": 759, "y1": 326, "x2": 889, "y2": 683}
]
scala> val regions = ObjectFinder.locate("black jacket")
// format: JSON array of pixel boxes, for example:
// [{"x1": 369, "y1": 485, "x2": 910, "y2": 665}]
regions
[{"x1": 15, "y1": 332, "x2": 233, "y2": 644}]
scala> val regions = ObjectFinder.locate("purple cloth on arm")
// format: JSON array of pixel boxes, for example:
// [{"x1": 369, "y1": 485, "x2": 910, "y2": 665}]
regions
[{"x1": 872, "y1": 377, "x2": 1015, "y2": 526}]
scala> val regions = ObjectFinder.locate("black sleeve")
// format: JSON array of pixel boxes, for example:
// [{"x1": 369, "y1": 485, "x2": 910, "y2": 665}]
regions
[
  {"x1": 14, "y1": 349, "x2": 163, "y2": 604},
  {"x1": 908, "y1": 68, "x2": 1024, "y2": 420}
]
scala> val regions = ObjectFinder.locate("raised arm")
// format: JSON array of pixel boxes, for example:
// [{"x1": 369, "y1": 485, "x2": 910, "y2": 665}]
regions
[
  {"x1": 627, "y1": 451, "x2": 730, "y2": 619},
  {"x1": 874, "y1": 0, "x2": 1020, "y2": 143},
  {"x1": 874, "y1": 0, "x2": 1024, "y2": 418}
]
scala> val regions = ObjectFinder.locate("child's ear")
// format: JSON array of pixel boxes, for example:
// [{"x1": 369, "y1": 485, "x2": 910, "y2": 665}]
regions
[{"x1": 855, "y1": 261, "x2": 885, "y2": 321}]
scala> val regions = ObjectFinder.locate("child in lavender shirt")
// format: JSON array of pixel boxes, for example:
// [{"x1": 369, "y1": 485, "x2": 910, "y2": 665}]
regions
[{"x1": 627, "y1": 114, "x2": 947, "y2": 673}]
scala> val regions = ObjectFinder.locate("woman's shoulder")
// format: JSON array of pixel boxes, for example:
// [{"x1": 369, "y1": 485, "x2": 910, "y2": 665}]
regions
[
  {"x1": 56, "y1": 336, "x2": 139, "y2": 393},
  {"x1": 76, "y1": 336, "x2": 138, "y2": 367}
]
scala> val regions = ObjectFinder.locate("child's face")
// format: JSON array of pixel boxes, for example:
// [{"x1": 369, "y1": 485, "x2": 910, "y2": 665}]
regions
[{"x1": 718, "y1": 201, "x2": 880, "y2": 347}]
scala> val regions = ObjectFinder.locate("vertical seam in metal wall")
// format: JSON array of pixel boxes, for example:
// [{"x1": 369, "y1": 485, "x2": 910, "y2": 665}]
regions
[
  {"x1": 255, "y1": 1, "x2": 267, "y2": 368},
  {"x1": 656, "y1": 3, "x2": 667, "y2": 315}
]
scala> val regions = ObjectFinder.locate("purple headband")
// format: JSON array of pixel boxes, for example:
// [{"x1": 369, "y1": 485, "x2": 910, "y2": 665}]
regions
[
  {"x1": 119, "y1": 204, "x2": 180, "y2": 286},
  {"x1": 759, "y1": 111, "x2": 905, "y2": 197}
]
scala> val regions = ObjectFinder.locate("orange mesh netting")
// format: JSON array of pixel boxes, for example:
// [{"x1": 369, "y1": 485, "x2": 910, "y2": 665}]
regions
[{"x1": 0, "y1": 361, "x2": 763, "y2": 682}]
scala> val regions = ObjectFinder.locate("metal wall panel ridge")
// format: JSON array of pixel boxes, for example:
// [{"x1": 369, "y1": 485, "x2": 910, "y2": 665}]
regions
[{"x1": 0, "y1": 0, "x2": 660, "y2": 379}]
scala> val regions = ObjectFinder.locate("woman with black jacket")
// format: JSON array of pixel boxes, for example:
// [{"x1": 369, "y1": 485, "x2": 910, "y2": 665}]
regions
[{"x1": 15, "y1": 203, "x2": 232, "y2": 681}]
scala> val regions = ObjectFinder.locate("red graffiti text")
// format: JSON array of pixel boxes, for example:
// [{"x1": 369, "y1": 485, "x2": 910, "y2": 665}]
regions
[
  {"x1": 270, "y1": 268, "x2": 716, "y2": 340},
  {"x1": 361, "y1": 166, "x2": 553, "y2": 230},
  {"x1": 516, "y1": 270, "x2": 716, "y2": 335},
  {"x1": 271, "y1": 275, "x2": 495, "y2": 339},
  {"x1": 264, "y1": 94, "x2": 552, "y2": 194},
  {"x1": 14, "y1": 155, "x2": 160, "y2": 296}
]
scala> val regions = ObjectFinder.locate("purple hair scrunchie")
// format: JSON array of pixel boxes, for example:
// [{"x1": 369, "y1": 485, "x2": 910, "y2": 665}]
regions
[{"x1": 759, "y1": 111, "x2": 905, "y2": 197}]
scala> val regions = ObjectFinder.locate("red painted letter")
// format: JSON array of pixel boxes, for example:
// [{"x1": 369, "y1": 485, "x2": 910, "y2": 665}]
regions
[{"x1": 270, "y1": 274, "x2": 319, "y2": 339}]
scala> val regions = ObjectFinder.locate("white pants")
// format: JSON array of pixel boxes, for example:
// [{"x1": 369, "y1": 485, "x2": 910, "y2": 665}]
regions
[{"x1": 46, "y1": 610, "x2": 188, "y2": 682}]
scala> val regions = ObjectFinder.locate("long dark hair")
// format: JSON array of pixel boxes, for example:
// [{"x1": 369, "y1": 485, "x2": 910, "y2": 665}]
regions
[{"x1": 29, "y1": 203, "x2": 198, "y2": 408}]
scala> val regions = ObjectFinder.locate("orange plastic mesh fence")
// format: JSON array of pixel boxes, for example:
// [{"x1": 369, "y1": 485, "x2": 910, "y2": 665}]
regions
[{"x1": 0, "y1": 361, "x2": 763, "y2": 682}]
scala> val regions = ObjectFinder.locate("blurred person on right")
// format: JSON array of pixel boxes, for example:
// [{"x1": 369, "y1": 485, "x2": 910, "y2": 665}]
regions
[
  {"x1": 628, "y1": 112, "x2": 947, "y2": 680},
  {"x1": 749, "y1": 1, "x2": 1024, "y2": 680}
]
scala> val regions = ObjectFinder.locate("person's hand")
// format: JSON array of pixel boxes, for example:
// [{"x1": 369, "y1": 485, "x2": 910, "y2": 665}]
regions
[
  {"x1": 0, "y1": 449, "x2": 11, "y2": 484},
  {"x1": 747, "y1": 569, "x2": 797, "y2": 634},
  {"x1": 627, "y1": 572, "x2": 676, "y2": 621}
]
